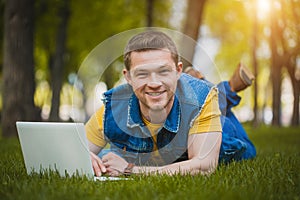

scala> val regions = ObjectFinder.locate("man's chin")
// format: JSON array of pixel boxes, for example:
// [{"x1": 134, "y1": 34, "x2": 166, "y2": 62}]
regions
[{"x1": 148, "y1": 104, "x2": 166, "y2": 111}]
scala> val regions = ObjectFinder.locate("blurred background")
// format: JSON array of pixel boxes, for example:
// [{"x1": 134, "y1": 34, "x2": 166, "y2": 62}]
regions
[{"x1": 1, "y1": 0, "x2": 299, "y2": 138}]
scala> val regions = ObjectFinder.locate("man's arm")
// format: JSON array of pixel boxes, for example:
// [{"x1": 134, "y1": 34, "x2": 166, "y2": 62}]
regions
[
  {"x1": 90, "y1": 152, "x2": 106, "y2": 176},
  {"x1": 88, "y1": 141, "x2": 107, "y2": 176},
  {"x1": 102, "y1": 131, "x2": 222, "y2": 176},
  {"x1": 88, "y1": 141, "x2": 102, "y2": 154},
  {"x1": 85, "y1": 107, "x2": 108, "y2": 176}
]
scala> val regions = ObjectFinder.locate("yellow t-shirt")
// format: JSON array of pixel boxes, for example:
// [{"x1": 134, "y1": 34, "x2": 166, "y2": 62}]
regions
[
  {"x1": 85, "y1": 88, "x2": 222, "y2": 148},
  {"x1": 141, "y1": 116, "x2": 165, "y2": 165}
]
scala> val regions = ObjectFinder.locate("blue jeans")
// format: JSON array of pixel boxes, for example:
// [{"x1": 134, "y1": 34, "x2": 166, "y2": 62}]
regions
[{"x1": 217, "y1": 81, "x2": 256, "y2": 163}]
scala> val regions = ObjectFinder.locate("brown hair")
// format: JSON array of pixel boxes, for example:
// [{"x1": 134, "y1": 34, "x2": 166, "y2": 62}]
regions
[{"x1": 123, "y1": 31, "x2": 179, "y2": 70}]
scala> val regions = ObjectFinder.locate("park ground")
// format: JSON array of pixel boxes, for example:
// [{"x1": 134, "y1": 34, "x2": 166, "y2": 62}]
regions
[{"x1": 0, "y1": 125, "x2": 299, "y2": 200}]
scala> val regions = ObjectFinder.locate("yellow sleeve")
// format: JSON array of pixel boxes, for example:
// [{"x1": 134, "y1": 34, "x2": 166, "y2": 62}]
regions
[
  {"x1": 85, "y1": 105, "x2": 107, "y2": 147},
  {"x1": 189, "y1": 87, "x2": 222, "y2": 135}
]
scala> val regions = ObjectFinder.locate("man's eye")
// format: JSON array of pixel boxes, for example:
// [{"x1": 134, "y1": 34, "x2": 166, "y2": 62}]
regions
[
  {"x1": 135, "y1": 72, "x2": 148, "y2": 78},
  {"x1": 159, "y1": 69, "x2": 171, "y2": 75}
]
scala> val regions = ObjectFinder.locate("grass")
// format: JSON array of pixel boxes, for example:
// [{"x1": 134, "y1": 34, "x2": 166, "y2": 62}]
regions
[{"x1": 0, "y1": 126, "x2": 299, "y2": 200}]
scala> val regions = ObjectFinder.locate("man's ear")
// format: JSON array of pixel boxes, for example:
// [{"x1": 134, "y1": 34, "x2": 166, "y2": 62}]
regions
[
  {"x1": 123, "y1": 69, "x2": 132, "y2": 85},
  {"x1": 176, "y1": 62, "x2": 183, "y2": 79}
]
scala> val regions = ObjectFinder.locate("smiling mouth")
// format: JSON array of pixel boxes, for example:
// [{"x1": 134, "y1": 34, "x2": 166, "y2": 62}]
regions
[{"x1": 146, "y1": 91, "x2": 165, "y2": 97}]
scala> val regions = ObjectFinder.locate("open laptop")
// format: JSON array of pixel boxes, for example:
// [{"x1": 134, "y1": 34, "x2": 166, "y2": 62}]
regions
[{"x1": 16, "y1": 121, "x2": 129, "y2": 181}]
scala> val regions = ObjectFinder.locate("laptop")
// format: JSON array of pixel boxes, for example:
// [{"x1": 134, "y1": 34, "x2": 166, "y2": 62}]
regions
[{"x1": 16, "y1": 121, "x2": 129, "y2": 181}]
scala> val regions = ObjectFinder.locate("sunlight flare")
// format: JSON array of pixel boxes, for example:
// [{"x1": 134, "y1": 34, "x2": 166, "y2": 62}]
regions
[{"x1": 256, "y1": 0, "x2": 271, "y2": 20}]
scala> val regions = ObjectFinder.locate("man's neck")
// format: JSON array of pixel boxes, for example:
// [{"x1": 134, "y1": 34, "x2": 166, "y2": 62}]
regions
[
  {"x1": 142, "y1": 110, "x2": 168, "y2": 124},
  {"x1": 140, "y1": 97, "x2": 174, "y2": 124}
]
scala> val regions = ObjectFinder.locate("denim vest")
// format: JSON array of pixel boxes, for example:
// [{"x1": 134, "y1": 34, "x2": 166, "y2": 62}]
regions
[{"x1": 102, "y1": 74, "x2": 215, "y2": 165}]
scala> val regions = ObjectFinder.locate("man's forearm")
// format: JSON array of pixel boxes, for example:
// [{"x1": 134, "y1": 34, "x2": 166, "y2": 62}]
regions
[
  {"x1": 131, "y1": 133, "x2": 221, "y2": 176},
  {"x1": 88, "y1": 141, "x2": 103, "y2": 154},
  {"x1": 132, "y1": 157, "x2": 218, "y2": 175}
]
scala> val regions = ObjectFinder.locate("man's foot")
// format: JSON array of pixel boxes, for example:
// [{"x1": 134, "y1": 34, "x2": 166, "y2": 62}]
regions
[
  {"x1": 229, "y1": 62, "x2": 255, "y2": 92},
  {"x1": 184, "y1": 66, "x2": 205, "y2": 80}
]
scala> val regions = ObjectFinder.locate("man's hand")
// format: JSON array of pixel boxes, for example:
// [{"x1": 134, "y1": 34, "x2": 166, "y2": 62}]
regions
[
  {"x1": 89, "y1": 151, "x2": 107, "y2": 177},
  {"x1": 102, "y1": 152, "x2": 128, "y2": 176}
]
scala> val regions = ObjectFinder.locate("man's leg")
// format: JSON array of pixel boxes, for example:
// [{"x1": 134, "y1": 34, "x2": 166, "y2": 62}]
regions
[
  {"x1": 184, "y1": 63, "x2": 257, "y2": 162},
  {"x1": 229, "y1": 62, "x2": 255, "y2": 93},
  {"x1": 224, "y1": 110, "x2": 256, "y2": 159},
  {"x1": 217, "y1": 64, "x2": 256, "y2": 162}
]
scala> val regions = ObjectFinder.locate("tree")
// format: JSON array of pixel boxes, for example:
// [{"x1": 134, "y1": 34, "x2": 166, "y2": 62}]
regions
[
  {"x1": 181, "y1": 0, "x2": 207, "y2": 68},
  {"x1": 0, "y1": 1, "x2": 4, "y2": 72},
  {"x1": 204, "y1": 0, "x2": 269, "y2": 125},
  {"x1": 277, "y1": 0, "x2": 300, "y2": 126},
  {"x1": 146, "y1": 0, "x2": 154, "y2": 27},
  {"x1": 269, "y1": 4, "x2": 282, "y2": 126},
  {"x1": 205, "y1": 0, "x2": 299, "y2": 126},
  {"x1": 2, "y1": 0, "x2": 40, "y2": 137},
  {"x1": 251, "y1": 0, "x2": 259, "y2": 127},
  {"x1": 268, "y1": 0, "x2": 300, "y2": 126},
  {"x1": 33, "y1": 0, "x2": 173, "y2": 121},
  {"x1": 49, "y1": 0, "x2": 70, "y2": 121},
  {"x1": 288, "y1": 1, "x2": 300, "y2": 126}
]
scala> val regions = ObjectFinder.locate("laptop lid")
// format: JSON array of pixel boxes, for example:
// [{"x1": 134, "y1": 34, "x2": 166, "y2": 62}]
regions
[{"x1": 16, "y1": 121, "x2": 94, "y2": 178}]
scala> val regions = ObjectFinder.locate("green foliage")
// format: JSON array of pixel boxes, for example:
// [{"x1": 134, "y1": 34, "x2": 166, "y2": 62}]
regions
[
  {"x1": 204, "y1": 0, "x2": 253, "y2": 74},
  {"x1": 32, "y1": 0, "x2": 174, "y2": 95},
  {"x1": 0, "y1": 0, "x2": 4, "y2": 72},
  {"x1": 29, "y1": 0, "x2": 174, "y2": 116},
  {"x1": 1, "y1": 126, "x2": 299, "y2": 200},
  {"x1": 66, "y1": 0, "x2": 173, "y2": 83},
  {"x1": 34, "y1": 0, "x2": 61, "y2": 81},
  {"x1": 66, "y1": 0, "x2": 146, "y2": 88}
]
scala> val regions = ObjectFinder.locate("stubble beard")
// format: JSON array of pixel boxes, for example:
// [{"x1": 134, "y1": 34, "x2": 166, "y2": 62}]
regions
[{"x1": 140, "y1": 93, "x2": 175, "y2": 123}]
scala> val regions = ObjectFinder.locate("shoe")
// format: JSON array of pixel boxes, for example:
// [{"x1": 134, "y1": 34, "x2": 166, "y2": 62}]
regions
[
  {"x1": 229, "y1": 62, "x2": 255, "y2": 92},
  {"x1": 184, "y1": 66, "x2": 205, "y2": 80}
]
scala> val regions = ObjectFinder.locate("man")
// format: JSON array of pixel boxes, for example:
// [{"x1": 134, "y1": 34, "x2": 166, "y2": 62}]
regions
[
  {"x1": 85, "y1": 30, "x2": 223, "y2": 177},
  {"x1": 185, "y1": 64, "x2": 257, "y2": 162}
]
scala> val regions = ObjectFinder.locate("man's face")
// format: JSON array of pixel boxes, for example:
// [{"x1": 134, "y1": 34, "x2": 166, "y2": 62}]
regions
[{"x1": 124, "y1": 49, "x2": 182, "y2": 114}]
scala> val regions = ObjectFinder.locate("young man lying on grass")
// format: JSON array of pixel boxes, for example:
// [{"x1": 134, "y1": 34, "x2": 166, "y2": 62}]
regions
[{"x1": 85, "y1": 30, "x2": 255, "y2": 177}]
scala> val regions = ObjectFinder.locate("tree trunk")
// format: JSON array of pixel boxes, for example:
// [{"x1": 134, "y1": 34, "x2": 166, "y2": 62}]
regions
[
  {"x1": 252, "y1": 0, "x2": 259, "y2": 127},
  {"x1": 291, "y1": 79, "x2": 300, "y2": 126},
  {"x1": 181, "y1": 0, "x2": 206, "y2": 68},
  {"x1": 2, "y1": 0, "x2": 39, "y2": 137},
  {"x1": 286, "y1": 0, "x2": 300, "y2": 126},
  {"x1": 270, "y1": 60, "x2": 282, "y2": 126},
  {"x1": 146, "y1": 0, "x2": 154, "y2": 27},
  {"x1": 270, "y1": 1, "x2": 282, "y2": 126},
  {"x1": 286, "y1": 57, "x2": 300, "y2": 126},
  {"x1": 49, "y1": 0, "x2": 70, "y2": 121}
]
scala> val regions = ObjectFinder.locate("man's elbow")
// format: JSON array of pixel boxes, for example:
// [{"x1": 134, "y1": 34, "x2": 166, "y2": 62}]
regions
[{"x1": 193, "y1": 158, "x2": 219, "y2": 175}]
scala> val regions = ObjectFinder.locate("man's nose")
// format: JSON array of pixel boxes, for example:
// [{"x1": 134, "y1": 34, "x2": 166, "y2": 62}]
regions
[{"x1": 147, "y1": 72, "x2": 162, "y2": 87}]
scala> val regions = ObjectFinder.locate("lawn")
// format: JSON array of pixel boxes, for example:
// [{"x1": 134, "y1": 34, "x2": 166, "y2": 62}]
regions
[{"x1": 0, "y1": 126, "x2": 299, "y2": 200}]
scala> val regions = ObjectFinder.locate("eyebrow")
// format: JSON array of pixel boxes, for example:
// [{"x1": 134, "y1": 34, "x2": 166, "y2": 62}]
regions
[{"x1": 135, "y1": 64, "x2": 172, "y2": 70}]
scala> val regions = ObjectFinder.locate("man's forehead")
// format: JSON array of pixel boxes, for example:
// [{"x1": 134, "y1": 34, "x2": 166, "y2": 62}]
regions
[
  {"x1": 130, "y1": 63, "x2": 173, "y2": 71},
  {"x1": 130, "y1": 49, "x2": 173, "y2": 59}
]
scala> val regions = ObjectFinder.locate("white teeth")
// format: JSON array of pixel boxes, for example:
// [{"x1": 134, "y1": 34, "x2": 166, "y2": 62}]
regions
[{"x1": 147, "y1": 92, "x2": 162, "y2": 96}]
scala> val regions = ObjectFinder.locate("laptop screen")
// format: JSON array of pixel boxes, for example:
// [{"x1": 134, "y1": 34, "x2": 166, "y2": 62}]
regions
[{"x1": 16, "y1": 121, "x2": 94, "y2": 178}]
